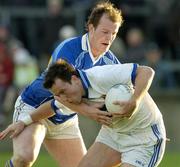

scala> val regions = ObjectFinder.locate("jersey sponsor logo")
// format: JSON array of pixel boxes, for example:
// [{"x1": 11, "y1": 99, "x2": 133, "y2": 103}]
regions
[{"x1": 135, "y1": 160, "x2": 145, "y2": 167}]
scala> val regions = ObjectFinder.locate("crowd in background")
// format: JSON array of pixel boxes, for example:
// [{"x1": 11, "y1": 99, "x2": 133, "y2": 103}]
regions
[{"x1": 0, "y1": 0, "x2": 180, "y2": 125}]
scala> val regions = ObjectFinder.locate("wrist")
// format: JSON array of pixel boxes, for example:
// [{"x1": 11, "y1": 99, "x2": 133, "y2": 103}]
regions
[
  {"x1": 78, "y1": 103, "x2": 90, "y2": 116},
  {"x1": 19, "y1": 114, "x2": 33, "y2": 126}
]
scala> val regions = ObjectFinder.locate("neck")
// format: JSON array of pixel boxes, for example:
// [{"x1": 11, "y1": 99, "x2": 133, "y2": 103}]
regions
[
  {"x1": 90, "y1": 43, "x2": 103, "y2": 60},
  {"x1": 89, "y1": 34, "x2": 102, "y2": 58},
  {"x1": 81, "y1": 82, "x2": 87, "y2": 97}
]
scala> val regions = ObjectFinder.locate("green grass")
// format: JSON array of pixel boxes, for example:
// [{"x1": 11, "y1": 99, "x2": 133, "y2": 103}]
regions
[{"x1": 0, "y1": 151, "x2": 179, "y2": 167}]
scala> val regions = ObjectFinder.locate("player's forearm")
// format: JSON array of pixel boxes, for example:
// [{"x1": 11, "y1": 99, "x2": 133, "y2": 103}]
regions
[
  {"x1": 19, "y1": 101, "x2": 55, "y2": 126},
  {"x1": 30, "y1": 101, "x2": 55, "y2": 122},
  {"x1": 133, "y1": 66, "x2": 155, "y2": 101},
  {"x1": 54, "y1": 96, "x2": 89, "y2": 115}
]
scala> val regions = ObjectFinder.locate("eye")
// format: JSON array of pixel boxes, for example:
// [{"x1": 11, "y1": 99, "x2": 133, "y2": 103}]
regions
[
  {"x1": 102, "y1": 31, "x2": 108, "y2": 34},
  {"x1": 55, "y1": 89, "x2": 65, "y2": 96}
]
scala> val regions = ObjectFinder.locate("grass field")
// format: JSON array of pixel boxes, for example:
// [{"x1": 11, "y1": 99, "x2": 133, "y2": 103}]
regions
[{"x1": 0, "y1": 151, "x2": 179, "y2": 167}]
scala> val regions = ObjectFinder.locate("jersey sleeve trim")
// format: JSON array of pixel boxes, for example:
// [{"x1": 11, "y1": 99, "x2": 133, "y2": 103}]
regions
[{"x1": 131, "y1": 63, "x2": 138, "y2": 85}]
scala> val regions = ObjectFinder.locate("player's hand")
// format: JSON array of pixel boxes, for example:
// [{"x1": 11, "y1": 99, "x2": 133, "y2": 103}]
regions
[
  {"x1": 81, "y1": 99, "x2": 113, "y2": 126},
  {"x1": 112, "y1": 98, "x2": 138, "y2": 119},
  {"x1": 85, "y1": 105, "x2": 113, "y2": 126},
  {"x1": 0, "y1": 121, "x2": 25, "y2": 140},
  {"x1": 82, "y1": 98, "x2": 105, "y2": 109},
  {"x1": 55, "y1": 96, "x2": 113, "y2": 126}
]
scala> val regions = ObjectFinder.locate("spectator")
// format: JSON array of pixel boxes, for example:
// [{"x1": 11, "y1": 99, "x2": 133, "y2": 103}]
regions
[
  {"x1": 0, "y1": 43, "x2": 14, "y2": 125},
  {"x1": 121, "y1": 27, "x2": 146, "y2": 63},
  {"x1": 9, "y1": 40, "x2": 39, "y2": 93},
  {"x1": 142, "y1": 42, "x2": 177, "y2": 90},
  {"x1": 53, "y1": 24, "x2": 77, "y2": 49},
  {"x1": 3, "y1": 40, "x2": 39, "y2": 115}
]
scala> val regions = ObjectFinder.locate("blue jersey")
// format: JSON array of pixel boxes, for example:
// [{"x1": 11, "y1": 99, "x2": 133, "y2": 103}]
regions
[{"x1": 21, "y1": 33, "x2": 120, "y2": 124}]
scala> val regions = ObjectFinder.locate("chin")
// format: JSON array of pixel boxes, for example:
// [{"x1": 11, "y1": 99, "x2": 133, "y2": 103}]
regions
[{"x1": 102, "y1": 46, "x2": 109, "y2": 52}]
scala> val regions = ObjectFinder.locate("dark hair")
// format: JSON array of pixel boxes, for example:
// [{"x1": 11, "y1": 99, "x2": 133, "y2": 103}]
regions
[
  {"x1": 43, "y1": 59, "x2": 78, "y2": 89},
  {"x1": 86, "y1": 1, "x2": 123, "y2": 31}
]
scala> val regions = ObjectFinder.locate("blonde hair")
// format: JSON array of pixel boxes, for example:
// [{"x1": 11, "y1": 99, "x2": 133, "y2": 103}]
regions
[{"x1": 86, "y1": 1, "x2": 123, "y2": 30}]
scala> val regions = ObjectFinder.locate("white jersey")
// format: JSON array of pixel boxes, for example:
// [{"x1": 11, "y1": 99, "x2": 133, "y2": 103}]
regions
[{"x1": 80, "y1": 63, "x2": 162, "y2": 132}]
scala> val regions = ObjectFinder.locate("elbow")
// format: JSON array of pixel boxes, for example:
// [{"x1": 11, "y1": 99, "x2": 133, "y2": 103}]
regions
[
  {"x1": 137, "y1": 66, "x2": 155, "y2": 80},
  {"x1": 147, "y1": 66, "x2": 155, "y2": 80}
]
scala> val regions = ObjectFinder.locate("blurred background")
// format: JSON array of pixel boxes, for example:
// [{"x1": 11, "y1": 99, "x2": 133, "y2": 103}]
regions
[{"x1": 0, "y1": 0, "x2": 179, "y2": 166}]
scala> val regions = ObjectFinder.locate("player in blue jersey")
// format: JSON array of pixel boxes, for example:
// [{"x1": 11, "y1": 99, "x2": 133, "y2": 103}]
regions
[{"x1": 0, "y1": 2, "x2": 124, "y2": 167}]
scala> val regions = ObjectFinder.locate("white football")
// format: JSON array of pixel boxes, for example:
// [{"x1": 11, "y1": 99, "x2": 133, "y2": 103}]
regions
[{"x1": 105, "y1": 84, "x2": 134, "y2": 113}]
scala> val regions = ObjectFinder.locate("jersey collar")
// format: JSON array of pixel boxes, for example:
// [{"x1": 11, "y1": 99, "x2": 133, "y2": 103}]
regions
[
  {"x1": 81, "y1": 33, "x2": 106, "y2": 64},
  {"x1": 77, "y1": 69, "x2": 90, "y2": 98}
]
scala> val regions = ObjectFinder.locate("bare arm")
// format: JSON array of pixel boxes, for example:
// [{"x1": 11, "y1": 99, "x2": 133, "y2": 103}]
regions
[
  {"x1": 132, "y1": 65, "x2": 155, "y2": 102},
  {"x1": 0, "y1": 101, "x2": 55, "y2": 140},
  {"x1": 0, "y1": 99, "x2": 112, "y2": 140},
  {"x1": 55, "y1": 96, "x2": 112, "y2": 125},
  {"x1": 32, "y1": 97, "x2": 112, "y2": 125},
  {"x1": 113, "y1": 65, "x2": 155, "y2": 118},
  {"x1": 30, "y1": 101, "x2": 55, "y2": 122}
]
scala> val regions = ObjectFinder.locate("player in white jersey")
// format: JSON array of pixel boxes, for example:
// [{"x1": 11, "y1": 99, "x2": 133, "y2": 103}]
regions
[
  {"x1": 0, "y1": 55, "x2": 162, "y2": 167},
  {"x1": 41, "y1": 60, "x2": 165, "y2": 167},
  {"x1": 0, "y1": 2, "x2": 158, "y2": 167}
]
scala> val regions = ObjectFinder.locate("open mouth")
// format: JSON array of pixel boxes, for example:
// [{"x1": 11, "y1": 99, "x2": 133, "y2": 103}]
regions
[{"x1": 102, "y1": 43, "x2": 109, "y2": 46}]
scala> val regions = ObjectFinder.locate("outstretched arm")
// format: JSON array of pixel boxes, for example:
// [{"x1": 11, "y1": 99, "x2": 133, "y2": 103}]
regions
[
  {"x1": 0, "y1": 98, "x2": 113, "y2": 140},
  {"x1": 0, "y1": 101, "x2": 55, "y2": 140}
]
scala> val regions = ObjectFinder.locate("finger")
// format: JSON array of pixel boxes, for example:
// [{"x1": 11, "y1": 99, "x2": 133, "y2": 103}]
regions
[
  {"x1": 98, "y1": 119, "x2": 112, "y2": 126},
  {"x1": 112, "y1": 113, "x2": 129, "y2": 118},
  {"x1": 0, "y1": 132, "x2": 5, "y2": 140},
  {"x1": 111, "y1": 112, "x2": 124, "y2": 115},
  {"x1": 98, "y1": 115, "x2": 112, "y2": 124},
  {"x1": 0, "y1": 130, "x2": 10, "y2": 140},
  {"x1": 97, "y1": 111, "x2": 112, "y2": 117},
  {"x1": 99, "y1": 113, "x2": 113, "y2": 118},
  {"x1": 10, "y1": 132, "x2": 16, "y2": 139},
  {"x1": 113, "y1": 101, "x2": 127, "y2": 106},
  {"x1": 10, "y1": 130, "x2": 20, "y2": 139}
]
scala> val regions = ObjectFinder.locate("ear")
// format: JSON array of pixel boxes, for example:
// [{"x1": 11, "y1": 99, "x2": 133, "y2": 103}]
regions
[
  {"x1": 88, "y1": 24, "x2": 94, "y2": 33},
  {"x1": 71, "y1": 75, "x2": 79, "y2": 82}
]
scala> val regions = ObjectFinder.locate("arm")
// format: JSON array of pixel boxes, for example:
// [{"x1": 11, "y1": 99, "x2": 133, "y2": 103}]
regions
[
  {"x1": 113, "y1": 65, "x2": 155, "y2": 118},
  {"x1": 55, "y1": 96, "x2": 112, "y2": 125},
  {"x1": 132, "y1": 65, "x2": 155, "y2": 102},
  {"x1": 30, "y1": 101, "x2": 55, "y2": 122},
  {"x1": 0, "y1": 99, "x2": 112, "y2": 140},
  {"x1": 0, "y1": 101, "x2": 55, "y2": 140}
]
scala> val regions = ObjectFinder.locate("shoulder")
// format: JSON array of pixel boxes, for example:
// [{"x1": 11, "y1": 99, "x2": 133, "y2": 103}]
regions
[
  {"x1": 55, "y1": 36, "x2": 81, "y2": 51},
  {"x1": 51, "y1": 36, "x2": 82, "y2": 62}
]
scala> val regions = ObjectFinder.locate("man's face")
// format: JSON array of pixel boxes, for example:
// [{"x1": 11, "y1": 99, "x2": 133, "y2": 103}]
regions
[
  {"x1": 89, "y1": 14, "x2": 120, "y2": 56},
  {"x1": 51, "y1": 76, "x2": 83, "y2": 104}
]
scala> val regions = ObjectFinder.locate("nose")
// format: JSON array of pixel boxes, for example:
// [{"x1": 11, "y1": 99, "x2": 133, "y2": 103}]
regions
[
  {"x1": 106, "y1": 33, "x2": 114, "y2": 42},
  {"x1": 67, "y1": 98, "x2": 73, "y2": 103}
]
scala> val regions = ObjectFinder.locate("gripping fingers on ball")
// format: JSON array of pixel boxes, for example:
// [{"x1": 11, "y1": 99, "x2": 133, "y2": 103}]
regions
[{"x1": 98, "y1": 116, "x2": 112, "y2": 125}]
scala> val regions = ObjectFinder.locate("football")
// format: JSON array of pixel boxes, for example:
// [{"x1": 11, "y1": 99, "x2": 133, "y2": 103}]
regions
[{"x1": 105, "y1": 84, "x2": 134, "y2": 113}]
